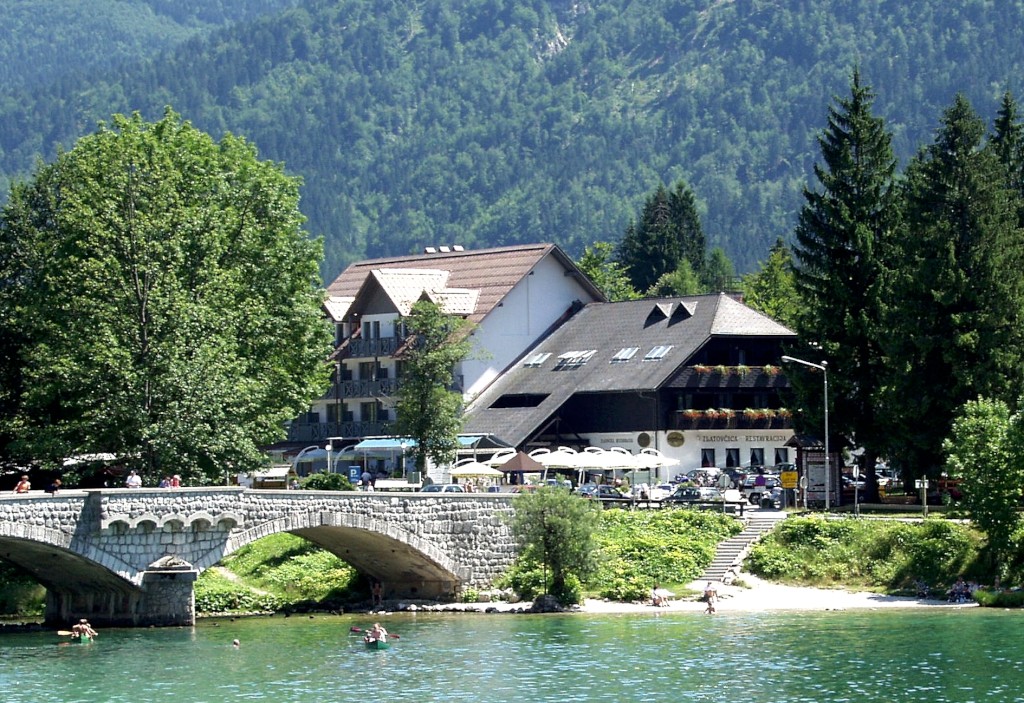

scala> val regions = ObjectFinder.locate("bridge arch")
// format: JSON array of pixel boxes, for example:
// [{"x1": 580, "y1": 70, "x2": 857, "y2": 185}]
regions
[
  {"x1": 0, "y1": 489, "x2": 517, "y2": 626},
  {"x1": 214, "y1": 511, "x2": 467, "y2": 601}
]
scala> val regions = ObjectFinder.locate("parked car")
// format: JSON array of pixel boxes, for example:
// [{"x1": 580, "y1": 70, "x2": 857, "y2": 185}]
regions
[
  {"x1": 685, "y1": 467, "x2": 723, "y2": 486},
  {"x1": 662, "y1": 485, "x2": 722, "y2": 504},
  {"x1": 420, "y1": 484, "x2": 465, "y2": 493},
  {"x1": 741, "y1": 473, "x2": 780, "y2": 503},
  {"x1": 650, "y1": 483, "x2": 675, "y2": 500},
  {"x1": 721, "y1": 467, "x2": 746, "y2": 488},
  {"x1": 579, "y1": 484, "x2": 632, "y2": 505}
]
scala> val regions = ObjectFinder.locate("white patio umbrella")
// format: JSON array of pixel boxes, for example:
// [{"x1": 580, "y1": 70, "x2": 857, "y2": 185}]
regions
[
  {"x1": 634, "y1": 448, "x2": 680, "y2": 481},
  {"x1": 449, "y1": 460, "x2": 505, "y2": 478},
  {"x1": 485, "y1": 448, "x2": 517, "y2": 467},
  {"x1": 584, "y1": 446, "x2": 638, "y2": 467},
  {"x1": 564, "y1": 447, "x2": 629, "y2": 485},
  {"x1": 529, "y1": 447, "x2": 582, "y2": 468},
  {"x1": 528, "y1": 446, "x2": 582, "y2": 483}
]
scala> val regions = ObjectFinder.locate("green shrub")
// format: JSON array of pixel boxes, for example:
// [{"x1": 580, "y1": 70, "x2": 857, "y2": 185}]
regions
[
  {"x1": 748, "y1": 516, "x2": 983, "y2": 590},
  {"x1": 301, "y1": 473, "x2": 354, "y2": 491},
  {"x1": 495, "y1": 562, "x2": 547, "y2": 600},
  {"x1": 552, "y1": 573, "x2": 583, "y2": 605},
  {"x1": 974, "y1": 589, "x2": 1024, "y2": 607}
]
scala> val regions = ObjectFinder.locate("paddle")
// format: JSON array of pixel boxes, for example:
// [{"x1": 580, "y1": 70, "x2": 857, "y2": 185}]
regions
[{"x1": 57, "y1": 630, "x2": 74, "y2": 636}]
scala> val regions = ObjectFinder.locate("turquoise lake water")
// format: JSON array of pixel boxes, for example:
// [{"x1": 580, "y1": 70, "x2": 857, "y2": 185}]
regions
[{"x1": 1, "y1": 608, "x2": 1022, "y2": 702}]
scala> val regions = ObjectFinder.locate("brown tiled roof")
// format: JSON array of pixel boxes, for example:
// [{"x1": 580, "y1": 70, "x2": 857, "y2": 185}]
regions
[{"x1": 326, "y1": 243, "x2": 603, "y2": 323}]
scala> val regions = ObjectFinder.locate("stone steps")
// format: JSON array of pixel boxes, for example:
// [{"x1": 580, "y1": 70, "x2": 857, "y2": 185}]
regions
[{"x1": 701, "y1": 512, "x2": 787, "y2": 583}]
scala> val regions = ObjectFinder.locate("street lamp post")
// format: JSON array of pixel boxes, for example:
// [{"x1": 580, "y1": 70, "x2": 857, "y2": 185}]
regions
[
  {"x1": 400, "y1": 442, "x2": 408, "y2": 482},
  {"x1": 326, "y1": 442, "x2": 333, "y2": 475},
  {"x1": 781, "y1": 356, "x2": 830, "y2": 511}
]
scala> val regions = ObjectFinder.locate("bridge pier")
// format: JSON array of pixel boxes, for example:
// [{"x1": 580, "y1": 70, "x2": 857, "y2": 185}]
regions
[{"x1": 45, "y1": 562, "x2": 198, "y2": 628}]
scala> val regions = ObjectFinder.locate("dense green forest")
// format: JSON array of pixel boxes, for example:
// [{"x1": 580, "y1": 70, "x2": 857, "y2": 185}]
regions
[{"x1": 2, "y1": 0, "x2": 1024, "y2": 277}]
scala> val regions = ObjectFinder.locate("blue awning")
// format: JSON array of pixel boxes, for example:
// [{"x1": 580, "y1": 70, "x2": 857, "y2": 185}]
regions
[
  {"x1": 352, "y1": 434, "x2": 509, "y2": 452},
  {"x1": 353, "y1": 437, "x2": 416, "y2": 451}
]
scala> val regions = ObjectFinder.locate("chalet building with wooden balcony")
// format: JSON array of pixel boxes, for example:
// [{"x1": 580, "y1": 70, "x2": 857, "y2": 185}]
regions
[
  {"x1": 280, "y1": 244, "x2": 605, "y2": 461},
  {"x1": 462, "y1": 293, "x2": 798, "y2": 478}
]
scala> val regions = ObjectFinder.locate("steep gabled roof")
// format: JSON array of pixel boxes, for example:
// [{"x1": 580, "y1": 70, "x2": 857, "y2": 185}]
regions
[
  {"x1": 326, "y1": 243, "x2": 604, "y2": 323},
  {"x1": 368, "y1": 268, "x2": 451, "y2": 315},
  {"x1": 462, "y1": 293, "x2": 796, "y2": 446},
  {"x1": 323, "y1": 296, "x2": 355, "y2": 323}
]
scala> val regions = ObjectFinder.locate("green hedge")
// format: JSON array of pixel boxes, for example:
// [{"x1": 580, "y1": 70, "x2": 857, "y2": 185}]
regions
[{"x1": 747, "y1": 516, "x2": 984, "y2": 591}]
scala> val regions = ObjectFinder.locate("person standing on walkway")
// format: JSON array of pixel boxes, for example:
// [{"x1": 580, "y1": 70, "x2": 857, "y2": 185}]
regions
[{"x1": 13, "y1": 475, "x2": 31, "y2": 493}]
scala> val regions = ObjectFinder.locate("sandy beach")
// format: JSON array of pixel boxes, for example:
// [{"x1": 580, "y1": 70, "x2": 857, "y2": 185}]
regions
[
  {"x1": 420, "y1": 571, "x2": 976, "y2": 615},
  {"x1": 578, "y1": 573, "x2": 975, "y2": 614}
]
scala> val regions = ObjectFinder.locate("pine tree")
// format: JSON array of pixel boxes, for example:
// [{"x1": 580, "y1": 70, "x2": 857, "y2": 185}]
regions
[
  {"x1": 991, "y1": 91, "x2": 1024, "y2": 225},
  {"x1": 884, "y1": 93, "x2": 1024, "y2": 479},
  {"x1": 792, "y1": 71, "x2": 900, "y2": 499},
  {"x1": 617, "y1": 180, "x2": 705, "y2": 293}
]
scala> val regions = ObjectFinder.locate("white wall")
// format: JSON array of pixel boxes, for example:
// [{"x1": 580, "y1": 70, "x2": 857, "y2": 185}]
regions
[
  {"x1": 461, "y1": 254, "x2": 597, "y2": 398},
  {"x1": 582, "y1": 429, "x2": 795, "y2": 483}
]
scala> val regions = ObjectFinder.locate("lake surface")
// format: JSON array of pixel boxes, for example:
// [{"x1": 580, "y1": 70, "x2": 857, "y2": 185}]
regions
[{"x1": 2, "y1": 608, "x2": 1022, "y2": 702}]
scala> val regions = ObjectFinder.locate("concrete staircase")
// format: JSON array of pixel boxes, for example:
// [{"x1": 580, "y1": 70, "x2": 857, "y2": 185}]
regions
[{"x1": 701, "y1": 510, "x2": 788, "y2": 584}]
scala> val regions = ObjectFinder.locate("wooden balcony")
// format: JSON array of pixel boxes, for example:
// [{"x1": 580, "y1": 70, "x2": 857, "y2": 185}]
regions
[
  {"x1": 670, "y1": 365, "x2": 790, "y2": 389},
  {"x1": 341, "y1": 336, "x2": 404, "y2": 359},
  {"x1": 670, "y1": 410, "x2": 794, "y2": 431},
  {"x1": 320, "y1": 378, "x2": 400, "y2": 400},
  {"x1": 286, "y1": 421, "x2": 389, "y2": 443}
]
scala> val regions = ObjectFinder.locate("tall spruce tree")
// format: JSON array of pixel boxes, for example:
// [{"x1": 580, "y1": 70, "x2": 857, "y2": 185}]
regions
[
  {"x1": 991, "y1": 91, "x2": 1024, "y2": 225},
  {"x1": 883, "y1": 94, "x2": 1024, "y2": 480},
  {"x1": 792, "y1": 71, "x2": 900, "y2": 500},
  {"x1": 617, "y1": 181, "x2": 705, "y2": 293}
]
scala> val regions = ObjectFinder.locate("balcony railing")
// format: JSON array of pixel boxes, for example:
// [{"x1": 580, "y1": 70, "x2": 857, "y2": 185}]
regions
[
  {"x1": 321, "y1": 378, "x2": 401, "y2": 400},
  {"x1": 286, "y1": 421, "x2": 389, "y2": 443},
  {"x1": 674, "y1": 365, "x2": 789, "y2": 389},
  {"x1": 670, "y1": 409, "x2": 794, "y2": 431},
  {"x1": 342, "y1": 336, "x2": 404, "y2": 359}
]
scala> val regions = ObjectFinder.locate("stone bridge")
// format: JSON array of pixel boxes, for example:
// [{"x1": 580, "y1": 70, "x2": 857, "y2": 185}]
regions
[{"x1": 0, "y1": 488, "x2": 517, "y2": 628}]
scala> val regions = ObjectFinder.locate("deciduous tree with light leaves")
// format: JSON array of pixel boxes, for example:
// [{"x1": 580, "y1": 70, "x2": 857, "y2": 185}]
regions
[{"x1": 0, "y1": 109, "x2": 332, "y2": 484}]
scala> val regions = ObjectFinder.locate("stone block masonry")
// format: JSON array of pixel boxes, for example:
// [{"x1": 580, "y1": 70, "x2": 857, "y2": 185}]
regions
[{"x1": 0, "y1": 488, "x2": 517, "y2": 627}]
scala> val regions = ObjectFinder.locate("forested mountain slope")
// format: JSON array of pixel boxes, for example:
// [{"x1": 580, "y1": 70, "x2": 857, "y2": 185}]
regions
[
  {"x1": 0, "y1": 1, "x2": 299, "y2": 91},
  {"x1": 2, "y1": 0, "x2": 1023, "y2": 277}
]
